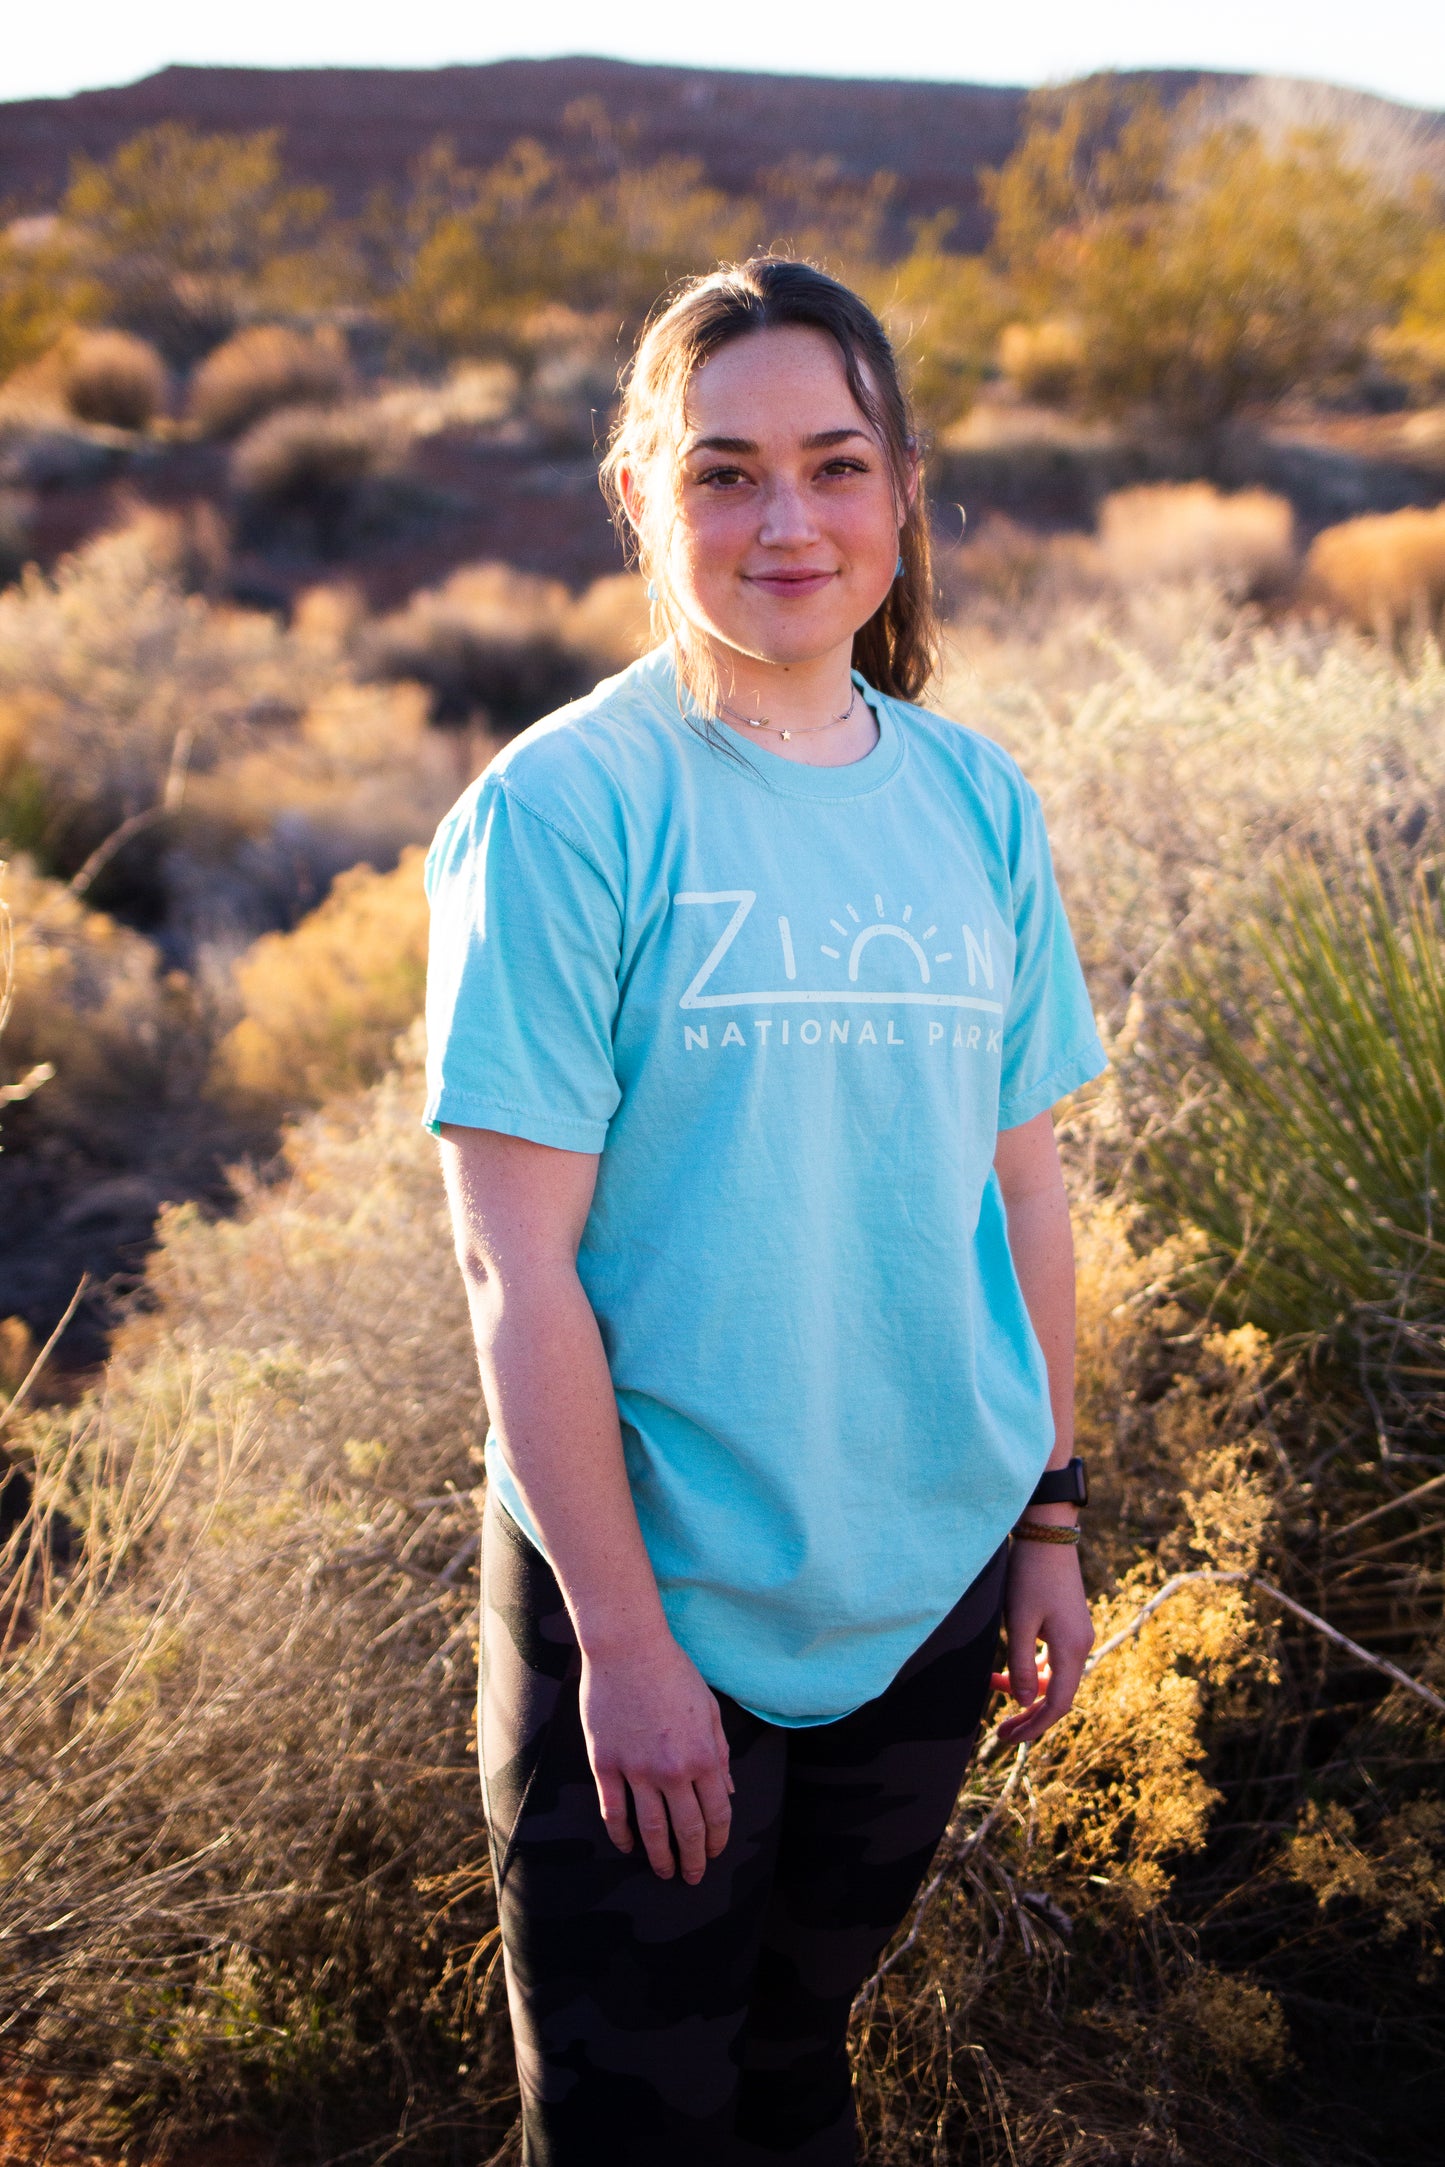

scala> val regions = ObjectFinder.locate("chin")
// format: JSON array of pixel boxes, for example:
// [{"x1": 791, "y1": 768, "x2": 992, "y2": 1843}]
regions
[{"x1": 716, "y1": 606, "x2": 864, "y2": 668}]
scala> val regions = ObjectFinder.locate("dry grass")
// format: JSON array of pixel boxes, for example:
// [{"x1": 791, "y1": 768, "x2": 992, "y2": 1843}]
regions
[
  {"x1": 188, "y1": 323, "x2": 355, "y2": 439},
  {"x1": 0, "y1": 1034, "x2": 1319, "y2": 2164},
  {"x1": 0, "y1": 1042, "x2": 508, "y2": 2149},
  {"x1": 939, "y1": 591, "x2": 1445, "y2": 1030},
  {"x1": 1304, "y1": 503, "x2": 1445, "y2": 639},
  {"x1": 1097, "y1": 481, "x2": 1296, "y2": 598}
]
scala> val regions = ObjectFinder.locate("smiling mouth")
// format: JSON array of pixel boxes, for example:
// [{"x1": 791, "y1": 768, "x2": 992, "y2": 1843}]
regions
[{"x1": 745, "y1": 568, "x2": 837, "y2": 591}]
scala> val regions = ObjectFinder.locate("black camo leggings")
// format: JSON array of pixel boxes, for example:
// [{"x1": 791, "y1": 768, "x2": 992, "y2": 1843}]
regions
[{"x1": 480, "y1": 1494, "x2": 1006, "y2": 2166}]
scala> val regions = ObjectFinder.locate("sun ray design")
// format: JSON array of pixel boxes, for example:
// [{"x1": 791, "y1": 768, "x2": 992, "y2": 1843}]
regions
[{"x1": 817, "y1": 898, "x2": 962, "y2": 987}]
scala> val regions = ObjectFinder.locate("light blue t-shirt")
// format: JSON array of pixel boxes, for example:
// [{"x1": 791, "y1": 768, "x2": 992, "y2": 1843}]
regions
[{"x1": 423, "y1": 646, "x2": 1106, "y2": 1725}]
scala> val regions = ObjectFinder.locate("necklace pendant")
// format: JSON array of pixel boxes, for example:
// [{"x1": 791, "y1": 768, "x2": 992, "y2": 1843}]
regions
[{"x1": 780, "y1": 729, "x2": 792, "y2": 741}]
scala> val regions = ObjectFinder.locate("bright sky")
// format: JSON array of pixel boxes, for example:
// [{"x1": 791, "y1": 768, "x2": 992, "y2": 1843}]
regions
[{"x1": 4, "y1": 0, "x2": 1442, "y2": 112}]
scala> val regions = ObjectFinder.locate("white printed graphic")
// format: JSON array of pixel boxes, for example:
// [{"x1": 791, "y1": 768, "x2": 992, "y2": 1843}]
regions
[{"x1": 673, "y1": 890, "x2": 1004, "y2": 1013}]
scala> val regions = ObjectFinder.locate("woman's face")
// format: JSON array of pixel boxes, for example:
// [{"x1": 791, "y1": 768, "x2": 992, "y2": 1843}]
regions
[{"x1": 638, "y1": 325, "x2": 912, "y2": 679}]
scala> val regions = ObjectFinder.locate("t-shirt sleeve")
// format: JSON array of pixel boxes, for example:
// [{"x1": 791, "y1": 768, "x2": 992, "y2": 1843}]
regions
[
  {"x1": 997, "y1": 781, "x2": 1107, "y2": 1129},
  {"x1": 422, "y1": 778, "x2": 622, "y2": 1151}
]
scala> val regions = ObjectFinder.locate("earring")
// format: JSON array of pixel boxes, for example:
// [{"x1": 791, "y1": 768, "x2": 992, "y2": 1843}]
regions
[
  {"x1": 894, "y1": 553, "x2": 905, "y2": 580},
  {"x1": 646, "y1": 579, "x2": 658, "y2": 601}
]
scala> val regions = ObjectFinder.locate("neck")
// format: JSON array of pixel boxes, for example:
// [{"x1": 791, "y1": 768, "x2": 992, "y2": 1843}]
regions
[
  {"x1": 701, "y1": 633, "x2": 857, "y2": 731},
  {"x1": 684, "y1": 630, "x2": 878, "y2": 768}
]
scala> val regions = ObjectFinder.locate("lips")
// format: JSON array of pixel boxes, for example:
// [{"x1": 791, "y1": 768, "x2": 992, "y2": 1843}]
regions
[{"x1": 745, "y1": 570, "x2": 837, "y2": 596}]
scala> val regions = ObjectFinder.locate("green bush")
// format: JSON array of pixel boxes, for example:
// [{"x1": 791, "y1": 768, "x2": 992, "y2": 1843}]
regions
[
  {"x1": 983, "y1": 79, "x2": 1437, "y2": 425},
  {"x1": 1141, "y1": 852, "x2": 1445, "y2": 1402},
  {"x1": 61, "y1": 123, "x2": 338, "y2": 360}
]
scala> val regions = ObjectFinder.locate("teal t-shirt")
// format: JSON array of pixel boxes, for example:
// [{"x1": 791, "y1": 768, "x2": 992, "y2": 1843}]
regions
[{"x1": 423, "y1": 646, "x2": 1106, "y2": 1725}]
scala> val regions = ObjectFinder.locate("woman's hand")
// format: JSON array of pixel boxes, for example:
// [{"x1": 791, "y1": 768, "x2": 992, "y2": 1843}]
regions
[
  {"x1": 992, "y1": 1537, "x2": 1094, "y2": 1747},
  {"x1": 580, "y1": 1632, "x2": 734, "y2": 1884}
]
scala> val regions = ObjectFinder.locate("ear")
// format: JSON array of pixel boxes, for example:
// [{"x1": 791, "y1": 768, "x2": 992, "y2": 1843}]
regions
[{"x1": 616, "y1": 458, "x2": 645, "y2": 535}]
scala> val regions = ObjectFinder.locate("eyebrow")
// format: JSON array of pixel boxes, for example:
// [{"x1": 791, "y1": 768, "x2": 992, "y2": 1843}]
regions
[{"x1": 684, "y1": 427, "x2": 871, "y2": 455}]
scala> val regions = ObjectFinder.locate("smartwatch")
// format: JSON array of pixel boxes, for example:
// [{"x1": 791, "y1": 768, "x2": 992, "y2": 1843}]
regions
[{"x1": 1026, "y1": 1455, "x2": 1088, "y2": 1509}]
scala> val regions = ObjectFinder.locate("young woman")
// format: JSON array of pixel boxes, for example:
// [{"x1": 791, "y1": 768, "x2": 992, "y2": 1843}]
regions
[{"x1": 425, "y1": 257, "x2": 1105, "y2": 2166}]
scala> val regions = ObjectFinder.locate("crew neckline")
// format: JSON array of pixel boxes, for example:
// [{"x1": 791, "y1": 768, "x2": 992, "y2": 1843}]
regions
[{"x1": 637, "y1": 646, "x2": 906, "y2": 802}]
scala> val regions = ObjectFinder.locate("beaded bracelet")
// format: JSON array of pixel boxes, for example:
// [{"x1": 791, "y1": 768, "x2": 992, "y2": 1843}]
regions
[{"x1": 1011, "y1": 1521, "x2": 1082, "y2": 1546}]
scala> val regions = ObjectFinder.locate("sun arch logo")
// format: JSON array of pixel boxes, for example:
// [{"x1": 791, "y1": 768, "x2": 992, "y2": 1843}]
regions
[{"x1": 672, "y1": 889, "x2": 1005, "y2": 1018}]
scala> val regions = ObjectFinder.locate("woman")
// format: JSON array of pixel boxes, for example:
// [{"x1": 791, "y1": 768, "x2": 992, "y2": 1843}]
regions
[{"x1": 425, "y1": 257, "x2": 1104, "y2": 2166}]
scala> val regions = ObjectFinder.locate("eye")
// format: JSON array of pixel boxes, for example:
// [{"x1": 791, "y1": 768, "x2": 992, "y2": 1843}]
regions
[
  {"x1": 819, "y1": 457, "x2": 870, "y2": 479},
  {"x1": 693, "y1": 464, "x2": 749, "y2": 489}
]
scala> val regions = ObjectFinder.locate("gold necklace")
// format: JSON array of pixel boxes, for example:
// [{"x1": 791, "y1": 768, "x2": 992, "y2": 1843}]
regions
[{"x1": 719, "y1": 686, "x2": 858, "y2": 743}]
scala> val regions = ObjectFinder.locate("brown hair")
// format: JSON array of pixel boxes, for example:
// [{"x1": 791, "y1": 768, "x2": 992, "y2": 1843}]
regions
[{"x1": 599, "y1": 257, "x2": 939, "y2": 730}]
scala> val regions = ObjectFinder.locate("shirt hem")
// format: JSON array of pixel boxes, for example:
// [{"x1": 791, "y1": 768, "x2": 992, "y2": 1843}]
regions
[
  {"x1": 423, "y1": 1092, "x2": 610, "y2": 1152},
  {"x1": 998, "y1": 1037, "x2": 1108, "y2": 1130}
]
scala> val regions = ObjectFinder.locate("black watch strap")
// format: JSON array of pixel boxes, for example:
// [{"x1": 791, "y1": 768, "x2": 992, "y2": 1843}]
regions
[{"x1": 1027, "y1": 1455, "x2": 1088, "y2": 1509}]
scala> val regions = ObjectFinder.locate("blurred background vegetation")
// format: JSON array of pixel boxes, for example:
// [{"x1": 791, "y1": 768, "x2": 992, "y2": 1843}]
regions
[{"x1": 1, "y1": 59, "x2": 1443, "y2": 2167}]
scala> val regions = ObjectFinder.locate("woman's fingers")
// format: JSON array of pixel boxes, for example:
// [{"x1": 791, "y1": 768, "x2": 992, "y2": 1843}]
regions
[
  {"x1": 710, "y1": 1695, "x2": 735, "y2": 1796},
  {"x1": 630, "y1": 1782, "x2": 679, "y2": 1879},
  {"x1": 596, "y1": 1766, "x2": 634, "y2": 1853},
  {"x1": 693, "y1": 1764, "x2": 733, "y2": 1859},
  {"x1": 663, "y1": 1783, "x2": 709, "y2": 1884}
]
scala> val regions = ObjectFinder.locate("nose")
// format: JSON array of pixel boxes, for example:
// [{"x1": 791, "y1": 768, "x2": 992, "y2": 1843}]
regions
[{"x1": 756, "y1": 474, "x2": 821, "y2": 550}]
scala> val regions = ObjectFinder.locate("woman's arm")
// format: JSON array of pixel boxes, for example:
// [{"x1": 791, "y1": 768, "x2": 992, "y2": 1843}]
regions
[
  {"x1": 438, "y1": 1123, "x2": 732, "y2": 1883},
  {"x1": 990, "y1": 1109, "x2": 1095, "y2": 1746}
]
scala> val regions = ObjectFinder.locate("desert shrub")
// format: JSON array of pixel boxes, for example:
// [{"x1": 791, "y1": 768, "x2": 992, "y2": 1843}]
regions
[
  {"x1": 864, "y1": 245, "x2": 1011, "y2": 432},
  {"x1": 0, "y1": 221, "x2": 98, "y2": 384},
  {"x1": 1137, "y1": 851, "x2": 1445, "y2": 1401},
  {"x1": 1373, "y1": 232, "x2": 1445, "y2": 403},
  {"x1": 213, "y1": 847, "x2": 429, "y2": 1110},
  {"x1": 364, "y1": 358, "x2": 519, "y2": 442},
  {"x1": 232, "y1": 401, "x2": 391, "y2": 509},
  {"x1": 997, "y1": 316, "x2": 1085, "y2": 404},
  {"x1": 360, "y1": 561, "x2": 634, "y2": 729},
  {"x1": 0, "y1": 510, "x2": 334, "y2": 875},
  {"x1": 941, "y1": 605, "x2": 1445, "y2": 1032},
  {"x1": 1304, "y1": 503, "x2": 1445, "y2": 638},
  {"x1": 54, "y1": 329, "x2": 168, "y2": 431},
  {"x1": 173, "y1": 678, "x2": 457, "y2": 951},
  {"x1": 61, "y1": 124, "x2": 339, "y2": 361},
  {"x1": 1097, "y1": 481, "x2": 1296, "y2": 596},
  {"x1": 985, "y1": 80, "x2": 1433, "y2": 425},
  {"x1": 0, "y1": 854, "x2": 241, "y2": 1360},
  {"x1": 940, "y1": 512, "x2": 1105, "y2": 617},
  {"x1": 383, "y1": 135, "x2": 750, "y2": 360},
  {"x1": 0, "y1": 1044, "x2": 506, "y2": 2145},
  {"x1": 188, "y1": 322, "x2": 355, "y2": 438},
  {"x1": 0, "y1": 509, "x2": 455, "y2": 950}
]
